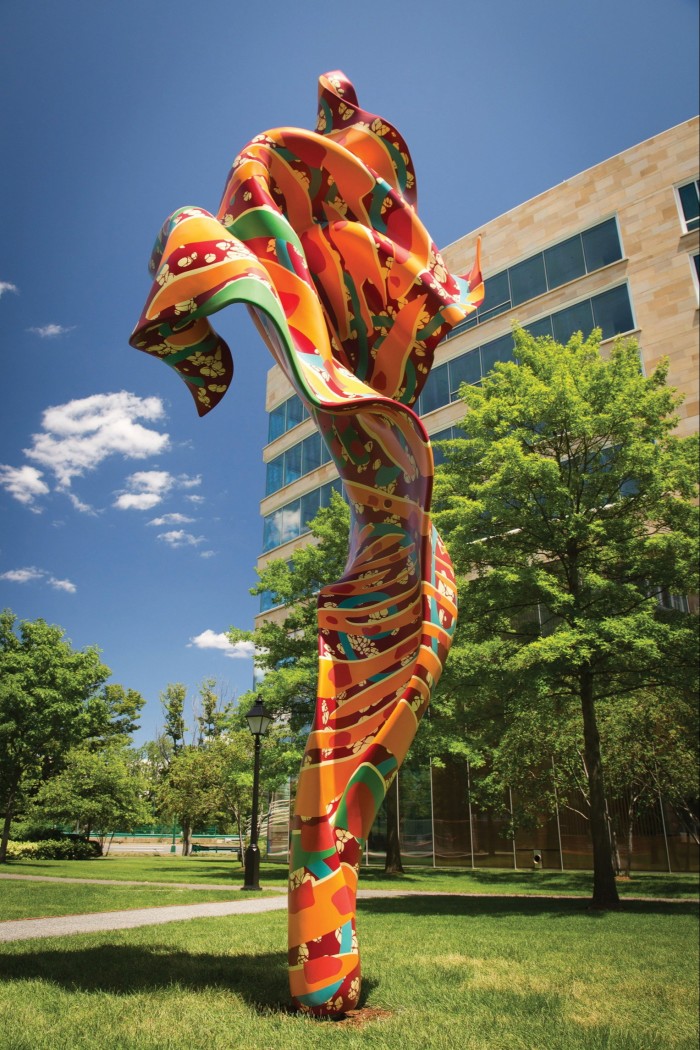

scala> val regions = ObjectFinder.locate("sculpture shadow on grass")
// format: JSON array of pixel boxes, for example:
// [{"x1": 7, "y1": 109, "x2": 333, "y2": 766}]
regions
[{"x1": 0, "y1": 944, "x2": 378, "y2": 1014}]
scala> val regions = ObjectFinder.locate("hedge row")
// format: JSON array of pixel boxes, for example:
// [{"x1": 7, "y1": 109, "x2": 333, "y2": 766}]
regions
[{"x1": 5, "y1": 839, "x2": 102, "y2": 860}]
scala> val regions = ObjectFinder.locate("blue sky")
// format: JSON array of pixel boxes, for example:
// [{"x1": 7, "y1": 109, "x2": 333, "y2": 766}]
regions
[{"x1": 1, "y1": 0, "x2": 697, "y2": 745}]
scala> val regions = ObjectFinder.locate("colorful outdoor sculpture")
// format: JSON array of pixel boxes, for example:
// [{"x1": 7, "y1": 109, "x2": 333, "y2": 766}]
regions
[{"x1": 130, "y1": 71, "x2": 483, "y2": 1016}]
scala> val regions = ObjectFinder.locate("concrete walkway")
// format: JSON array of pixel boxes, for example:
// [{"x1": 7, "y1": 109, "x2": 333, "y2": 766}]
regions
[
  {"x1": 1, "y1": 873, "x2": 692, "y2": 944},
  {"x1": 0, "y1": 894, "x2": 288, "y2": 943}
]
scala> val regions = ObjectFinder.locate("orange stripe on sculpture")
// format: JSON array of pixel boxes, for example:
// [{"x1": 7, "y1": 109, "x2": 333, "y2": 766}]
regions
[{"x1": 129, "y1": 71, "x2": 483, "y2": 1016}]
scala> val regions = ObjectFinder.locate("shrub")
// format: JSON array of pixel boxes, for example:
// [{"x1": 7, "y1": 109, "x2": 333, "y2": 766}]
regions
[{"x1": 5, "y1": 838, "x2": 102, "y2": 859}]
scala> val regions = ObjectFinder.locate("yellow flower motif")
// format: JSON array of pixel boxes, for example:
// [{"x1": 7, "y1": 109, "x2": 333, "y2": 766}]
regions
[
  {"x1": 243, "y1": 190, "x2": 252, "y2": 201},
  {"x1": 337, "y1": 101, "x2": 355, "y2": 122},
  {"x1": 370, "y1": 118, "x2": 389, "y2": 136},
  {"x1": 200, "y1": 355, "x2": 226, "y2": 378},
  {"x1": 177, "y1": 252, "x2": 198, "y2": 268},
  {"x1": 196, "y1": 388, "x2": 211, "y2": 407},
  {"x1": 156, "y1": 264, "x2": 173, "y2": 287},
  {"x1": 174, "y1": 298, "x2": 196, "y2": 315},
  {"x1": 316, "y1": 111, "x2": 327, "y2": 133},
  {"x1": 207, "y1": 384, "x2": 227, "y2": 393},
  {"x1": 297, "y1": 942, "x2": 309, "y2": 962}
]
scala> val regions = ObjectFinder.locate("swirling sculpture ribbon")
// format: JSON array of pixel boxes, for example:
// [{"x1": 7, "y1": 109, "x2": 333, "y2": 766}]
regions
[{"x1": 130, "y1": 71, "x2": 483, "y2": 1016}]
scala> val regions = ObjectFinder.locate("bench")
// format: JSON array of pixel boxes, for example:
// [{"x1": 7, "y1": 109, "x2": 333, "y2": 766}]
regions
[{"x1": 191, "y1": 843, "x2": 242, "y2": 859}]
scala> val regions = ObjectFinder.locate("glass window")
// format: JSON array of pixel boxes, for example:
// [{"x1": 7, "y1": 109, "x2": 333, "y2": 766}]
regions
[
  {"x1": 449, "y1": 313, "x2": 478, "y2": 340},
  {"x1": 284, "y1": 442, "x2": 302, "y2": 486},
  {"x1": 678, "y1": 180, "x2": 700, "y2": 232},
  {"x1": 301, "y1": 431, "x2": 322, "y2": 475},
  {"x1": 263, "y1": 510, "x2": 282, "y2": 552},
  {"x1": 525, "y1": 316, "x2": 553, "y2": 340},
  {"x1": 319, "y1": 481, "x2": 334, "y2": 508},
  {"x1": 481, "y1": 333, "x2": 514, "y2": 375},
  {"x1": 266, "y1": 454, "x2": 285, "y2": 495},
  {"x1": 419, "y1": 361, "x2": 450, "y2": 414},
  {"x1": 300, "y1": 487, "x2": 320, "y2": 528},
  {"x1": 259, "y1": 589, "x2": 281, "y2": 613},
  {"x1": 692, "y1": 252, "x2": 699, "y2": 282},
  {"x1": 286, "y1": 395, "x2": 306, "y2": 429},
  {"x1": 544, "y1": 234, "x2": 586, "y2": 289},
  {"x1": 268, "y1": 403, "x2": 286, "y2": 442},
  {"x1": 552, "y1": 299, "x2": 595, "y2": 343},
  {"x1": 591, "y1": 285, "x2": 634, "y2": 339},
  {"x1": 279, "y1": 500, "x2": 301, "y2": 545},
  {"x1": 509, "y1": 254, "x2": 547, "y2": 306},
  {"x1": 581, "y1": 219, "x2": 622, "y2": 271},
  {"x1": 449, "y1": 349, "x2": 481, "y2": 394},
  {"x1": 478, "y1": 271, "x2": 511, "y2": 321}
]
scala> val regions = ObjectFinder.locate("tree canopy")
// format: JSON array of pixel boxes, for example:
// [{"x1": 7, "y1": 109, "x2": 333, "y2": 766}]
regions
[
  {"x1": 432, "y1": 328, "x2": 699, "y2": 903},
  {"x1": 0, "y1": 609, "x2": 112, "y2": 861}
]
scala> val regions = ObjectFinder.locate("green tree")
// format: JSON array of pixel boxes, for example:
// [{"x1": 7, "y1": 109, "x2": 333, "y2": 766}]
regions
[
  {"x1": 33, "y1": 743, "x2": 152, "y2": 850},
  {"x1": 0, "y1": 610, "x2": 111, "y2": 863},
  {"x1": 86, "y1": 684, "x2": 146, "y2": 748},
  {"x1": 160, "y1": 683, "x2": 187, "y2": 753},
  {"x1": 157, "y1": 744, "x2": 225, "y2": 855},
  {"x1": 195, "y1": 678, "x2": 231, "y2": 744},
  {"x1": 433, "y1": 328, "x2": 699, "y2": 905},
  {"x1": 598, "y1": 689, "x2": 699, "y2": 875},
  {"x1": 209, "y1": 722, "x2": 297, "y2": 856}
]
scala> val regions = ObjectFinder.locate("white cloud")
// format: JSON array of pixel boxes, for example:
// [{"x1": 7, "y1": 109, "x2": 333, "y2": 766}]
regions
[
  {"x1": 115, "y1": 471, "x2": 201, "y2": 512},
  {"x1": 0, "y1": 465, "x2": 50, "y2": 510},
  {"x1": 67, "y1": 492, "x2": 98, "y2": 515},
  {"x1": 186, "y1": 494, "x2": 205, "y2": 505},
  {"x1": 0, "y1": 567, "x2": 45, "y2": 584},
  {"x1": 157, "y1": 529, "x2": 204, "y2": 548},
  {"x1": 49, "y1": 577, "x2": 77, "y2": 593},
  {"x1": 188, "y1": 629, "x2": 254, "y2": 659},
  {"x1": 29, "y1": 324, "x2": 75, "y2": 338},
  {"x1": 0, "y1": 281, "x2": 19, "y2": 297},
  {"x1": 200, "y1": 550, "x2": 216, "y2": 558},
  {"x1": 21, "y1": 391, "x2": 169, "y2": 495},
  {"x1": 115, "y1": 492, "x2": 162, "y2": 510},
  {"x1": 148, "y1": 513, "x2": 195, "y2": 526},
  {"x1": 0, "y1": 566, "x2": 77, "y2": 593}
]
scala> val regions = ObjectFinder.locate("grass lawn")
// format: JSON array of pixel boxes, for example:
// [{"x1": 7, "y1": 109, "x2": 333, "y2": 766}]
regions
[
  {"x1": 0, "y1": 881, "x2": 275, "y2": 921},
  {"x1": 4, "y1": 855, "x2": 699, "y2": 899},
  {"x1": 0, "y1": 894, "x2": 697, "y2": 1049}
]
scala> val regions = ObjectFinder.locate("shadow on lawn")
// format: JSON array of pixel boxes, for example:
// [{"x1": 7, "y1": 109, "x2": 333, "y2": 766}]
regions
[
  {"x1": 358, "y1": 894, "x2": 699, "y2": 920},
  {"x1": 0, "y1": 944, "x2": 381, "y2": 1014}
]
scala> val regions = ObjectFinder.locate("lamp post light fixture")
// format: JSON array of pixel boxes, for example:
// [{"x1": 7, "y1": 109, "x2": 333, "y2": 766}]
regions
[{"x1": 243, "y1": 698, "x2": 273, "y2": 890}]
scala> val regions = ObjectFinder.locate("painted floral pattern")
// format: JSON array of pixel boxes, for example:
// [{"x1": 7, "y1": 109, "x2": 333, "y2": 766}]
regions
[{"x1": 130, "y1": 70, "x2": 483, "y2": 1017}]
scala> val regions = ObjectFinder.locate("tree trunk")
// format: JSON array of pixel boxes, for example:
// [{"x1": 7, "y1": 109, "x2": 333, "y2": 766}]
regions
[
  {"x1": 625, "y1": 800, "x2": 635, "y2": 877},
  {"x1": 182, "y1": 821, "x2": 192, "y2": 857},
  {"x1": 384, "y1": 776, "x2": 404, "y2": 874},
  {"x1": 0, "y1": 786, "x2": 17, "y2": 863},
  {"x1": 579, "y1": 670, "x2": 620, "y2": 906}
]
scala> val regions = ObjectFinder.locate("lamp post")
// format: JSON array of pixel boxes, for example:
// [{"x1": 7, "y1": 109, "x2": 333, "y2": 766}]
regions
[{"x1": 243, "y1": 698, "x2": 272, "y2": 890}]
